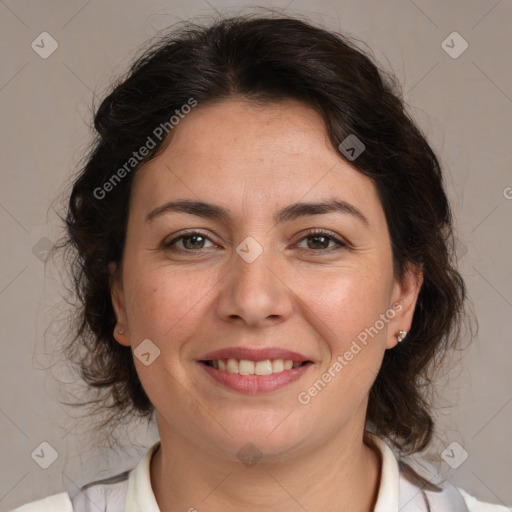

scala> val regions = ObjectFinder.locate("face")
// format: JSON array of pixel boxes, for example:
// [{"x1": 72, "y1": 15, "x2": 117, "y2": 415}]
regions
[{"x1": 111, "y1": 98, "x2": 422, "y2": 461}]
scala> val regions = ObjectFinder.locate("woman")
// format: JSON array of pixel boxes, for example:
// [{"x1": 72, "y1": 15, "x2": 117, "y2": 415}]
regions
[{"x1": 12, "y1": 13, "x2": 510, "y2": 512}]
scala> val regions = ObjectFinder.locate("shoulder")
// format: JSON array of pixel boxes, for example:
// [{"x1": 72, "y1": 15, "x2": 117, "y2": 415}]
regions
[
  {"x1": 70, "y1": 469, "x2": 130, "y2": 512},
  {"x1": 8, "y1": 492, "x2": 73, "y2": 512},
  {"x1": 398, "y1": 455, "x2": 510, "y2": 512},
  {"x1": 9, "y1": 470, "x2": 131, "y2": 512},
  {"x1": 397, "y1": 451, "x2": 510, "y2": 512},
  {"x1": 366, "y1": 432, "x2": 511, "y2": 512},
  {"x1": 9, "y1": 441, "x2": 160, "y2": 512},
  {"x1": 458, "y1": 487, "x2": 512, "y2": 512}
]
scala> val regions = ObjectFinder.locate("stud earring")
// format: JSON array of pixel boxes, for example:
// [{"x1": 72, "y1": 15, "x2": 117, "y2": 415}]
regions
[
  {"x1": 116, "y1": 327, "x2": 125, "y2": 335},
  {"x1": 397, "y1": 330, "x2": 407, "y2": 342}
]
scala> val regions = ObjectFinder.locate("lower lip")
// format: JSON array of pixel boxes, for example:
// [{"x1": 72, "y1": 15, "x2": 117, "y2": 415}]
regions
[{"x1": 199, "y1": 362, "x2": 312, "y2": 393}]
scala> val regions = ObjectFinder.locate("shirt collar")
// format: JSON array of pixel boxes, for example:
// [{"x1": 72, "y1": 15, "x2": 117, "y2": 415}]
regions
[
  {"x1": 126, "y1": 440, "x2": 161, "y2": 512},
  {"x1": 125, "y1": 433, "x2": 400, "y2": 512},
  {"x1": 366, "y1": 432, "x2": 400, "y2": 511}
]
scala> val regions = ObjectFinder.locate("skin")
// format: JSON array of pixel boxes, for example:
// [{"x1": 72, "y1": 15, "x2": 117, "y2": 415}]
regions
[{"x1": 110, "y1": 97, "x2": 423, "y2": 512}]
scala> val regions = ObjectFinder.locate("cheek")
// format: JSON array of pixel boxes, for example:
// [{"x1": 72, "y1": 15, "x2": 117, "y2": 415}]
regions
[
  {"x1": 304, "y1": 263, "x2": 393, "y2": 341},
  {"x1": 300, "y1": 267, "x2": 391, "y2": 395},
  {"x1": 124, "y1": 265, "x2": 209, "y2": 341},
  {"x1": 122, "y1": 268, "x2": 205, "y2": 405}
]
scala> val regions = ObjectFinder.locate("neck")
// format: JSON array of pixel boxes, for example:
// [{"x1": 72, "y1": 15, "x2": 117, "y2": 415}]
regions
[{"x1": 150, "y1": 422, "x2": 381, "y2": 512}]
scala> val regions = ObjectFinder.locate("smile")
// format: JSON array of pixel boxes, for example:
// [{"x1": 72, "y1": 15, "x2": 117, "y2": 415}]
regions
[
  {"x1": 199, "y1": 353, "x2": 313, "y2": 393},
  {"x1": 202, "y1": 358, "x2": 307, "y2": 375}
]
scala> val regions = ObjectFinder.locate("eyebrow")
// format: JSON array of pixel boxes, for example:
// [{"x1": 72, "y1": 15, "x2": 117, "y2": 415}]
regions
[{"x1": 145, "y1": 198, "x2": 369, "y2": 227}]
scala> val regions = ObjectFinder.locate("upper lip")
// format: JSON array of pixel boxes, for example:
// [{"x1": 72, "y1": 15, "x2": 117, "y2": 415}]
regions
[{"x1": 199, "y1": 347, "x2": 311, "y2": 363}]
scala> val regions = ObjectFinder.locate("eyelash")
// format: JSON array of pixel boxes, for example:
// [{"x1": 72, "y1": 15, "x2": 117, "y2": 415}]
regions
[{"x1": 162, "y1": 229, "x2": 348, "y2": 255}]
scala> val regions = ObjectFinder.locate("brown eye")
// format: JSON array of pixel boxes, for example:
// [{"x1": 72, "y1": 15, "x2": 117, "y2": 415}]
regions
[
  {"x1": 163, "y1": 231, "x2": 216, "y2": 252},
  {"x1": 306, "y1": 234, "x2": 330, "y2": 250},
  {"x1": 181, "y1": 234, "x2": 208, "y2": 250},
  {"x1": 296, "y1": 230, "x2": 347, "y2": 252}
]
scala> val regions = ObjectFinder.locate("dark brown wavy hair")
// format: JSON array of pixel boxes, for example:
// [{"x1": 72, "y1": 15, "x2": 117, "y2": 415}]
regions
[{"x1": 52, "y1": 12, "x2": 471, "y2": 454}]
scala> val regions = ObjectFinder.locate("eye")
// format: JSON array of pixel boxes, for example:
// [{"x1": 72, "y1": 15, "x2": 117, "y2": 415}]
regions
[
  {"x1": 296, "y1": 229, "x2": 347, "y2": 252},
  {"x1": 162, "y1": 229, "x2": 347, "y2": 254},
  {"x1": 163, "y1": 230, "x2": 217, "y2": 252}
]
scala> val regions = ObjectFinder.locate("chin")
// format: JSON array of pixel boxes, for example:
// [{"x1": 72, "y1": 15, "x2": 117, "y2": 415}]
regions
[{"x1": 203, "y1": 415, "x2": 312, "y2": 462}]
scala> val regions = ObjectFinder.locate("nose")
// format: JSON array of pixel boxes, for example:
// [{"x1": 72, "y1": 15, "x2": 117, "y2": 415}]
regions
[{"x1": 215, "y1": 243, "x2": 294, "y2": 328}]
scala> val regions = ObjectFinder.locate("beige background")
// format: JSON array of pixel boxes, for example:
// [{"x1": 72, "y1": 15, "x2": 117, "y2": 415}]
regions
[{"x1": 1, "y1": 0, "x2": 511, "y2": 510}]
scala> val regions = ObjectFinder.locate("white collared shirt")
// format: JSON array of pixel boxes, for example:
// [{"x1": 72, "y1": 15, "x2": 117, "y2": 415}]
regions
[{"x1": 11, "y1": 434, "x2": 510, "y2": 511}]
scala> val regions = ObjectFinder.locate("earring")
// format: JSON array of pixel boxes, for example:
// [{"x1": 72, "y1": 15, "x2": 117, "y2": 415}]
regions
[
  {"x1": 116, "y1": 327, "x2": 125, "y2": 335},
  {"x1": 397, "y1": 330, "x2": 407, "y2": 342}
]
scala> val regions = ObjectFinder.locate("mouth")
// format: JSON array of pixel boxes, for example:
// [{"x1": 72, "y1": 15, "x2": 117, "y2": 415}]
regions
[
  {"x1": 197, "y1": 348, "x2": 314, "y2": 393},
  {"x1": 200, "y1": 358, "x2": 312, "y2": 375}
]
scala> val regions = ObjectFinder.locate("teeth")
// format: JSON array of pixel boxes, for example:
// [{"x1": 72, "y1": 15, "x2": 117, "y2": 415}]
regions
[
  {"x1": 209, "y1": 358, "x2": 302, "y2": 375},
  {"x1": 226, "y1": 358, "x2": 239, "y2": 374},
  {"x1": 272, "y1": 359, "x2": 284, "y2": 373},
  {"x1": 239, "y1": 360, "x2": 254, "y2": 375},
  {"x1": 255, "y1": 360, "x2": 273, "y2": 376}
]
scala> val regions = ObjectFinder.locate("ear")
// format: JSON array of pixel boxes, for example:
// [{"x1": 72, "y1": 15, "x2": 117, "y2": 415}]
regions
[
  {"x1": 109, "y1": 261, "x2": 131, "y2": 347},
  {"x1": 386, "y1": 262, "x2": 423, "y2": 349}
]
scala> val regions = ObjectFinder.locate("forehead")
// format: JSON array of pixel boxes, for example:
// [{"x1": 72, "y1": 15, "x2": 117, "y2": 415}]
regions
[{"x1": 130, "y1": 98, "x2": 384, "y2": 228}]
